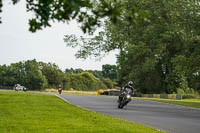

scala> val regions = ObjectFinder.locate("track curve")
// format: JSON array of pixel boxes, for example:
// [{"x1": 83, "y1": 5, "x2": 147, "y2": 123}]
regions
[{"x1": 58, "y1": 94, "x2": 200, "y2": 133}]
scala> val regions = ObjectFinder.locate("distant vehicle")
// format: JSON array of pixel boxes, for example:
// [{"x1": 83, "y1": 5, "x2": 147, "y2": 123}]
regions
[
  {"x1": 58, "y1": 85, "x2": 62, "y2": 94},
  {"x1": 14, "y1": 84, "x2": 27, "y2": 92}
]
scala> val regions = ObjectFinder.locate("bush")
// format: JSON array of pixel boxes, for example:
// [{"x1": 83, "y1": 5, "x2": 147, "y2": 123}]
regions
[
  {"x1": 182, "y1": 94, "x2": 199, "y2": 99},
  {"x1": 177, "y1": 88, "x2": 199, "y2": 99},
  {"x1": 62, "y1": 74, "x2": 71, "y2": 90},
  {"x1": 177, "y1": 88, "x2": 197, "y2": 94},
  {"x1": 177, "y1": 88, "x2": 185, "y2": 94},
  {"x1": 81, "y1": 72, "x2": 97, "y2": 81},
  {"x1": 70, "y1": 72, "x2": 107, "y2": 91},
  {"x1": 101, "y1": 78, "x2": 113, "y2": 89}
]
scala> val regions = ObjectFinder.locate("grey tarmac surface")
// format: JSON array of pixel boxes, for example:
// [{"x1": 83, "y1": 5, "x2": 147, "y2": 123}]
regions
[{"x1": 58, "y1": 94, "x2": 200, "y2": 133}]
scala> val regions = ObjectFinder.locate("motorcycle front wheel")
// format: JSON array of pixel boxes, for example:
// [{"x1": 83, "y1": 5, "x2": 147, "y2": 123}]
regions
[{"x1": 118, "y1": 101, "x2": 124, "y2": 109}]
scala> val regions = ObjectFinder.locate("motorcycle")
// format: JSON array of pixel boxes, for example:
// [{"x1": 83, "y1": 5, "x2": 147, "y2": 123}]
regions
[
  {"x1": 118, "y1": 88, "x2": 132, "y2": 109},
  {"x1": 58, "y1": 87, "x2": 62, "y2": 94},
  {"x1": 14, "y1": 84, "x2": 27, "y2": 92}
]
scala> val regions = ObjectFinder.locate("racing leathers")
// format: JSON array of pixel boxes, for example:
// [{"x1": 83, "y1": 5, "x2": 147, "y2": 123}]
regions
[{"x1": 118, "y1": 85, "x2": 134, "y2": 102}]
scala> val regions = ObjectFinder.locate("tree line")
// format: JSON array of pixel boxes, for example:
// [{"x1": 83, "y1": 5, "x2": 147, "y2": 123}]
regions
[{"x1": 0, "y1": 59, "x2": 117, "y2": 90}]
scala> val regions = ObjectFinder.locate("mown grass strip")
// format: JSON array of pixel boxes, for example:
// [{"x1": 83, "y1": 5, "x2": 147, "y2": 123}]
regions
[
  {"x1": 0, "y1": 91, "x2": 164, "y2": 133},
  {"x1": 134, "y1": 97, "x2": 200, "y2": 109}
]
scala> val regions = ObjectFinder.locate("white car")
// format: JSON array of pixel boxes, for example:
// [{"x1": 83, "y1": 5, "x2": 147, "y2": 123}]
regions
[{"x1": 14, "y1": 84, "x2": 27, "y2": 92}]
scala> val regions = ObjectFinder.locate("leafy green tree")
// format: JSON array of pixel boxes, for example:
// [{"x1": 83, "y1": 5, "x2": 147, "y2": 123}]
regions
[
  {"x1": 87, "y1": 70, "x2": 103, "y2": 79},
  {"x1": 23, "y1": 60, "x2": 48, "y2": 90},
  {"x1": 116, "y1": 0, "x2": 200, "y2": 93},
  {"x1": 0, "y1": 0, "x2": 130, "y2": 33},
  {"x1": 65, "y1": 68, "x2": 74, "y2": 74},
  {"x1": 65, "y1": 0, "x2": 200, "y2": 94},
  {"x1": 9, "y1": 61, "x2": 26, "y2": 85},
  {"x1": 65, "y1": 68, "x2": 84, "y2": 74},
  {"x1": 39, "y1": 62, "x2": 64, "y2": 88},
  {"x1": 102, "y1": 64, "x2": 117, "y2": 80},
  {"x1": 0, "y1": 65, "x2": 17, "y2": 86}
]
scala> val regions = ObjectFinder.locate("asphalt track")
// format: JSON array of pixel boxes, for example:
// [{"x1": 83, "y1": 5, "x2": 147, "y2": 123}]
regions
[{"x1": 58, "y1": 94, "x2": 200, "y2": 133}]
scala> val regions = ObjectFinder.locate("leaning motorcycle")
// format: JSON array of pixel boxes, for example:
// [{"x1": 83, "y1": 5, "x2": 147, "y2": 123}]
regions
[{"x1": 118, "y1": 89, "x2": 132, "y2": 109}]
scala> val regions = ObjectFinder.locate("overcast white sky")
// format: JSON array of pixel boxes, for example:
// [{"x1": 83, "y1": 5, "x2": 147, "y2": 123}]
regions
[{"x1": 0, "y1": 0, "x2": 117, "y2": 71}]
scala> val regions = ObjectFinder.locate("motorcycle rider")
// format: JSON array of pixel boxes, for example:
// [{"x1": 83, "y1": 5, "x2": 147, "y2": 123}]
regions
[
  {"x1": 118, "y1": 81, "x2": 134, "y2": 102},
  {"x1": 58, "y1": 84, "x2": 63, "y2": 94}
]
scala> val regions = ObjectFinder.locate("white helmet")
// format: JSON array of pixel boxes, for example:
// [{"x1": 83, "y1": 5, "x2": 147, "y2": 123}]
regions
[{"x1": 128, "y1": 81, "x2": 133, "y2": 87}]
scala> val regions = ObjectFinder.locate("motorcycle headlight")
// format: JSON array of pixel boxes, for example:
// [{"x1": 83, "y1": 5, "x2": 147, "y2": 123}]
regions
[{"x1": 127, "y1": 95, "x2": 131, "y2": 99}]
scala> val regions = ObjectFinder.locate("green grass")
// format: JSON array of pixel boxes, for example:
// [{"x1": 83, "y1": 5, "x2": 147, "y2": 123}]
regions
[
  {"x1": 0, "y1": 91, "x2": 164, "y2": 133},
  {"x1": 134, "y1": 97, "x2": 200, "y2": 108}
]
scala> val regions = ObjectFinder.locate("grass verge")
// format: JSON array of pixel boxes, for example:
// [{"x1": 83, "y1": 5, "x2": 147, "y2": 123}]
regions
[
  {"x1": 0, "y1": 90, "x2": 164, "y2": 133},
  {"x1": 134, "y1": 97, "x2": 200, "y2": 109}
]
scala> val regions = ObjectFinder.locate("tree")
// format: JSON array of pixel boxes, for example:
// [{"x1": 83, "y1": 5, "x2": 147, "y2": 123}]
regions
[
  {"x1": 0, "y1": 65, "x2": 17, "y2": 86},
  {"x1": 102, "y1": 64, "x2": 117, "y2": 80},
  {"x1": 65, "y1": 0, "x2": 200, "y2": 94},
  {"x1": 116, "y1": 0, "x2": 200, "y2": 93},
  {"x1": 87, "y1": 70, "x2": 103, "y2": 79},
  {"x1": 23, "y1": 60, "x2": 48, "y2": 90},
  {"x1": 0, "y1": 0, "x2": 129, "y2": 33},
  {"x1": 9, "y1": 61, "x2": 26, "y2": 86},
  {"x1": 39, "y1": 62, "x2": 64, "y2": 88}
]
